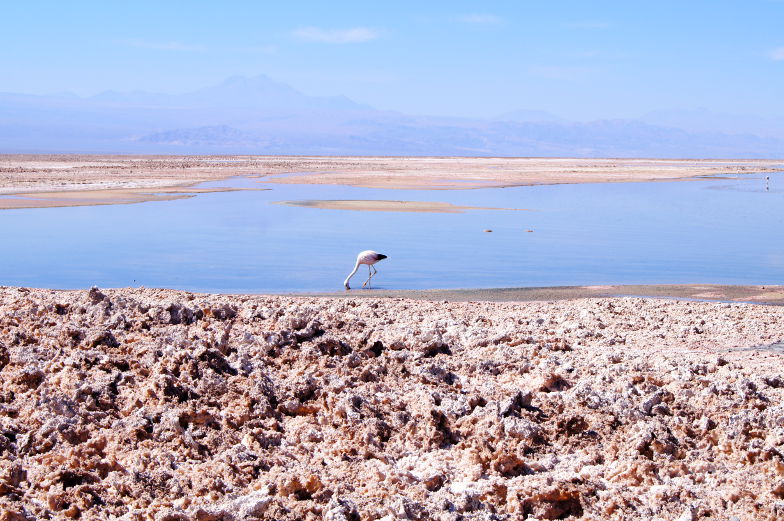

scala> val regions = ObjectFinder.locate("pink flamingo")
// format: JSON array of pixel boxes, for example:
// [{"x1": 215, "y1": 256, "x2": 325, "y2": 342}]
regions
[{"x1": 344, "y1": 250, "x2": 388, "y2": 289}]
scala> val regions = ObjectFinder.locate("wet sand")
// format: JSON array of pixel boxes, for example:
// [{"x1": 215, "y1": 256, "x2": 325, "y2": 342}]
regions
[
  {"x1": 2, "y1": 155, "x2": 782, "y2": 210},
  {"x1": 301, "y1": 284, "x2": 784, "y2": 306},
  {"x1": 0, "y1": 187, "x2": 262, "y2": 210}
]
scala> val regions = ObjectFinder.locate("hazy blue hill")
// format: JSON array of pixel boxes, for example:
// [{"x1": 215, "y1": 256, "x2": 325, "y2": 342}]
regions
[
  {"x1": 137, "y1": 125, "x2": 256, "y2": 146},
  {"x1": 187, "y1": 75, "x2": 368, "y2": 111},
  {"x1": 86, "y1": 75, "x2": 368, "y2": 113},
  {"x1": 1, "y1": 75, "x2": 782, "y2": 157},
  {"x1": 641, "y1": 108, "x2": 784, "y2": 140}
]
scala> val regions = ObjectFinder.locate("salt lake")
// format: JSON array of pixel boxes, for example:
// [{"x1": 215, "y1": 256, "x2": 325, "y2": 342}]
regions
[{"x1": 1, "y1": 173, "x2": 781, "y2": 293}]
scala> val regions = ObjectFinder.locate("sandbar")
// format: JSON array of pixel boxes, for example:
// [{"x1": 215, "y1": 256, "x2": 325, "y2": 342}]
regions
[{"x1": 273, "y1": 199, "x2": 524, "y2": 213}]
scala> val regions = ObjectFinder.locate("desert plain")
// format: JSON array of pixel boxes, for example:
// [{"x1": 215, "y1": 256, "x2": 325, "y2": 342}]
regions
[{"x1": 2, "y1": 154, "x2": 783, "y2": 209}]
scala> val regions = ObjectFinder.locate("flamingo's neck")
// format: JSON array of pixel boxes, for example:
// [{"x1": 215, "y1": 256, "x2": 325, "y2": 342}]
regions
[{"x1": 344, "y1": 260, "x2": 360, "y2": 288}]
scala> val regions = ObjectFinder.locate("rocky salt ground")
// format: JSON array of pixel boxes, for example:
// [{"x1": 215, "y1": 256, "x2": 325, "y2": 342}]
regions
[{"x1": 1, "y1": 288, "x2": 784, "y2": 520}]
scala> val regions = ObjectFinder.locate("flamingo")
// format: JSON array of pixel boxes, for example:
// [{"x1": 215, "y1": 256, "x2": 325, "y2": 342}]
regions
[{"x1": 344, "y1": 250, "x2": 388, "y2": 289}]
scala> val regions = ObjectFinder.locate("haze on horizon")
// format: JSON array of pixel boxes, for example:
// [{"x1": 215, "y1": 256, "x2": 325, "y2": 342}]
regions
[{"x1": 3, "y1": 0, "x2": 783, "y2": 122}]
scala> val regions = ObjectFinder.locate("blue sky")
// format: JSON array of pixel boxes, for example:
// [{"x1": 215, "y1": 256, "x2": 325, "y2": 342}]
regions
[{"x1": 3, "y1": 1, "x2": 783, "y2": 119}]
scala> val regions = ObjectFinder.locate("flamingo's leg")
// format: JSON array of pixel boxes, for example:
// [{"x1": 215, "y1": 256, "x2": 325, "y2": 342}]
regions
[{"x1": 362, "y1": 265, "x2": 373, "y2": 288}]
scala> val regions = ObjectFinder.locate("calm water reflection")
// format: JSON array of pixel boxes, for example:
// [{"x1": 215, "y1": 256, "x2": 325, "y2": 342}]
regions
[{"x1": 1, "y1": 174, "x2": 781, "y2": 292}]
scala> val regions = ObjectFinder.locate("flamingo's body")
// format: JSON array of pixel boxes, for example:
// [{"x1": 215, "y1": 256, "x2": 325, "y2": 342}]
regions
[{"x1": 344, "y1": 250, "x2": 387, "y2": 289}]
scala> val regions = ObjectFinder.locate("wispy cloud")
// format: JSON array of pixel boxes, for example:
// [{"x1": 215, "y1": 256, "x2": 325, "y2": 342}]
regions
[
  {"x1": 771, "y1": 47, "x2": 784, "y2": 60},
  {"x1": 454, "y1": 14, "x2": 502, "y2": 25},
  {"x1": 293, "y1": 27, "x2": 378, "y2": 44},
  {"x1": 566, "y1": 21, "x2": 610, "y2": 30},
  {"x1": 123, "y1": 39, "x2": 206, "y2": 51}
]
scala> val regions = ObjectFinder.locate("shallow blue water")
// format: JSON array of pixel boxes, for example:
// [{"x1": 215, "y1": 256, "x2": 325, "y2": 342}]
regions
[{"x1": 1, "y1": 173, "x2": 781, "y2": 292}]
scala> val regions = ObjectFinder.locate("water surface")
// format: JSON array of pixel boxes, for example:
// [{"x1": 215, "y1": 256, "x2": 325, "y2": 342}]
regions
[{"x1": 1, "y1": 173, "x2": 781, "y2": 293}]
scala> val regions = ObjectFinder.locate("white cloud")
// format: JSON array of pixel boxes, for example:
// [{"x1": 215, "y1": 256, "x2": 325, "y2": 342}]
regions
[
  {"x1": 455, "y1": 14, "x2": 502, "y2": 25},
  {"x1": 771, "y1": 47, "x2": 784, "y2": 60},
  {"x1": 293, "y1": 27, "x2": 378, "y2": 44},
  {"x1": 123, "y1": 39, "x2": 205, "y2": 51}
]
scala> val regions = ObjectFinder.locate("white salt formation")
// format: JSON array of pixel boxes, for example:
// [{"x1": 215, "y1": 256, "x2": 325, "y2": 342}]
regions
[{"x1": 1, "y1": 287, "x2": 784, "y2": 519}]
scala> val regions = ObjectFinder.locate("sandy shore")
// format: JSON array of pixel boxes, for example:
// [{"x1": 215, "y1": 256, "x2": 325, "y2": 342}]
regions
[
  {"x1": 1, "y1": 155, "x2": 782, "y2": 210},
  {"x1": 0, "y1": 187, "x2": 261, "y2": 210},
  {"x1": 306, "y1": 284, "x2": 784, "y2": 306},
  {"x1": 2, "y1": 286, "x2": 784, "y2": 519}
]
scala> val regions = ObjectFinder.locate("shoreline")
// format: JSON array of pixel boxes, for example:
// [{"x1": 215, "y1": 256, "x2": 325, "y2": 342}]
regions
[
  {"x1": 6, "y1": 283, "x2": 783, "y2": 305},
  {"x1": 297, "y1": 283, "x2": 784, "y2": 305},
  {"x1": 2, "y1": 154, "x2": 782, "y2": 210}
]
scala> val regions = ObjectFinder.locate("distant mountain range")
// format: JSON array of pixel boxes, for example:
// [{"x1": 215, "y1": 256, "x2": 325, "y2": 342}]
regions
[{"x1": 1, "y1": 74, "x2": 782, "y2": 157}]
